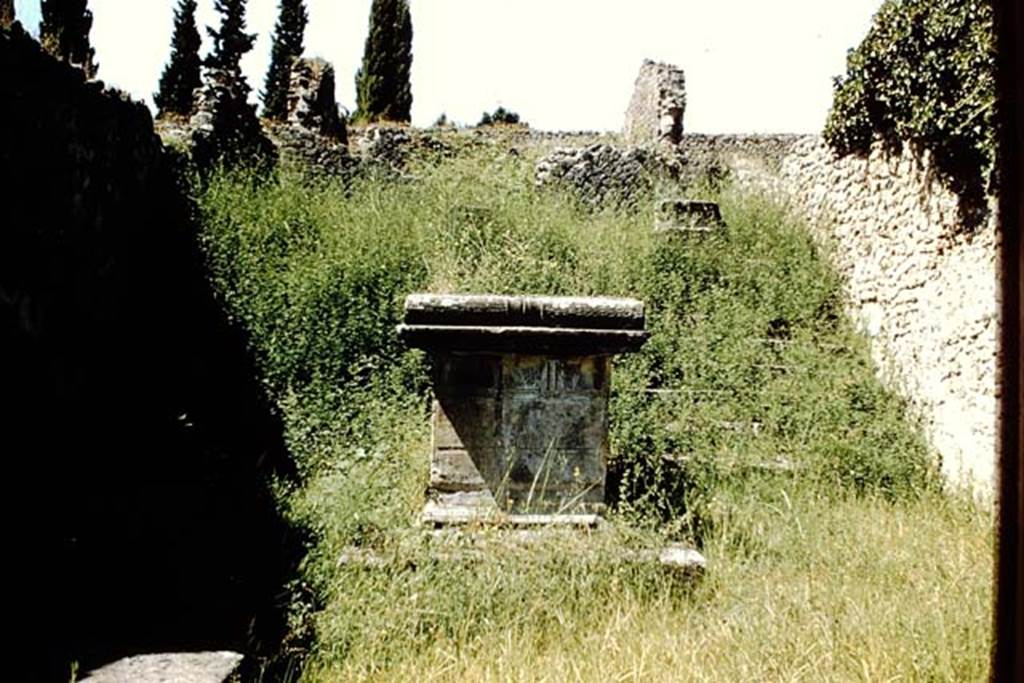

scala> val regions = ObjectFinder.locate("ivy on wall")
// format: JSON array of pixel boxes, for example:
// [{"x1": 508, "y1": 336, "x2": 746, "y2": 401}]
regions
[{"x1": 823, "y1": 0, "x2": 995, "y2": 206}]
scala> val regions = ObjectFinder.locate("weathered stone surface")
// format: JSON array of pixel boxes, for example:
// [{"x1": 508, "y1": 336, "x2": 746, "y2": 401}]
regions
[
  {"x1": 623, "y1": 59, "x2": 686, "y2": 147},
  {"x1": 677, "y1": 133, "x2": 806, "y2": 187},
  {"x1": 338, "y1": 530, "x2": 704, "y2": 586},
  {"x1": 404, "y1": 293, "x2": 646, "y2": 329},
  {"x1": 286, "y1": 57, "x2": 346, "y2": 142},
  {"x1": 422, "y1": 490, "x2": 501, "y2": 525},
  {"x1": 656, "y1": 544, "x2": 707, "y2": 575},
  {"x1": 399, "y1": 294, "x2": 650, "y2": 355},
  {"x1": 80, "y1": 651, "x2": 243, "y2": 683},
  {"x1": 401, "y1": 294, "x2": 649, "y2": 523},
  {"x1": 655, "y1": 199, "x2": 724, "y2": 232},
  {"x1": 692, "y1": 133, "x2": 997, "y2": 495},
  {"x1": 534, "y1": 144, "x2": 657, "y2": 208},
  {"x1": 268, "y1": 122, "x2": 355, "y2": 180},
  {"x1": 355, "y1": 124, "x2": 412, "y2": 169}
]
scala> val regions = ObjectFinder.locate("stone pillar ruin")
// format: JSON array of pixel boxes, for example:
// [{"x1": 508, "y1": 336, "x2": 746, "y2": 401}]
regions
[
  {"x1": 286, "y1": 57, "x2": 347, "y2": 143},
  {"x1": 623, "y1": 60, "x2": 687, "y2": 148},
  {"x1": 397, "y1": 294, "x2": 650, "y2": 526}
]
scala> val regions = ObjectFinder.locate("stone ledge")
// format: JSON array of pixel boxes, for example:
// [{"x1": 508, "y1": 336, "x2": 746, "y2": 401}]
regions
[
  {"x1": 421, "y1": 502, "x2": 604, "y2": 528},
  {"x1": 403, "y1": 293, "x2": 646, "y2": 330},
  {"x1": 397, "y1": 324, "x2": 650, "y2": 355},
  {"x1": 338, "y1": 531, "x2": 706, "y2": 581}
]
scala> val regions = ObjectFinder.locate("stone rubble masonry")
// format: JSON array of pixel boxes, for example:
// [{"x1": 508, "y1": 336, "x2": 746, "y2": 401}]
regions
[
  {"x1": 354, "y1": 124, "x2": 413, "y2": 169},
  {"x1": 163, "y1": 58, "x2": 354, "y2": 179},
  {"x1": 623, "y1": 59, "x2": 687, "y2": 148},
  {"x1": 286, "y1": 57, "x2": 347, "y2": 142},
  {"x1": 680, "y1": 133, "x2": 998, "y2": 495},
  {"x1": 273, "y1": 57, "x2": 354, "y2": 178},
  {"x1": 534, "y1": 143, "x2": 658, "y2": 207},
  {"x1": 269, "y1": 121, "x2": 355, "y2": 180}
]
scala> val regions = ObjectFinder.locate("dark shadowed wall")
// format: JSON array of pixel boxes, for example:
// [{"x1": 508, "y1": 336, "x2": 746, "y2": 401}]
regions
[{"x1": 0, "y1": 23, "x2": 299, "y2": 681}]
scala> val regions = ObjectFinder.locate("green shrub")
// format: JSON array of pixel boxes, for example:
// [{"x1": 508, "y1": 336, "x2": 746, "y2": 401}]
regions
[
  {"x1": 478, "y1": 106, "x2": 523, "y2": 127},
  {"x1": 823, "y1": 0, "x2": 995, "y2": 205}
]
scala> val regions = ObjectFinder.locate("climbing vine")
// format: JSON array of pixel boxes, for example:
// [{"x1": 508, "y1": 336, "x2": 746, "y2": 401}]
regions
[{"x1": 823, "y1": 0, "x2": 995, "y2": 206}]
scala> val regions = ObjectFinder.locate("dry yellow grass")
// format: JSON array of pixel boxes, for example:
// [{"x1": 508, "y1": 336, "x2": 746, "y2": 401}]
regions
[{"x1": 304, "y1": 490, "x2": 992, "y2": 682}]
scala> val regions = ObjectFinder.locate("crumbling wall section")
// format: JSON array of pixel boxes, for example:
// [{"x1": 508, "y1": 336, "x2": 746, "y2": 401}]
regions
[{"x1": 623, "y1": 59, "x2": 686, "y2": 148}]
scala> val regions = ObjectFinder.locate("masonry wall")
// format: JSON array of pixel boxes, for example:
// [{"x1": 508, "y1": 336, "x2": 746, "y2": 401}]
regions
[
  {"x1": 679, "y1": 133, "x2": 999, "y2": 493},
  {"x1": 1, "y1": 23, "x2": 297, "y2": 678}
]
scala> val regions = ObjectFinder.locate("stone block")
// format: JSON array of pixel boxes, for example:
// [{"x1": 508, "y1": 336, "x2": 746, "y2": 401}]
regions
[
  {"x1": 655, "y1": 198, "x2": 725, "y2": 233},
  {"x1": 399, "y1": 294, "x2": 649, "y2": 524},
  {"x1": 80, "y1": 652, "x2": 243, "y2": 683},
  {"x1": 286, "y1": 57, "x2": 347, "y2": 142}
]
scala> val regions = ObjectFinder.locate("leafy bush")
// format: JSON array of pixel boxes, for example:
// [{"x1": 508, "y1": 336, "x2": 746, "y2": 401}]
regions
[
  {"x1": 478, "y1": 105, "x2": 523, "y2": 127},
  {"x1": 823, "y1": 0, "x2": 995, "y2": 204}
]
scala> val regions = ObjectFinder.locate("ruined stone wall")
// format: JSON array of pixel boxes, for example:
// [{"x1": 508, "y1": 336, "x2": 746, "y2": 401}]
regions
[
  {"x1": 1, "y1": 23, "x2": 296, "y2": 678},
  {"x1": 685, "y1": 133, "x2": 999, "y2": 494},
  {"x1": 623, "y1": 60, "x2": 686, "y2": 147},
  {"x1": 680, "y1": 133, "x2": 808, "y2": 180}
]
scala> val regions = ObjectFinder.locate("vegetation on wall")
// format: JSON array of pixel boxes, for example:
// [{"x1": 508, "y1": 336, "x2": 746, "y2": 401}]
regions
[
  {"x1": 823, "y1": 0, "x2": 995, "y2": 207},
  {"x1": 262, "y1": 0, "x2": 308, "y2": 120},
  {"x1": 40, "y1": 0, "x2": 97, "y2": 78},
  {"x1": 354, "y1": 0, "x2": 413, "y2": 123},
  {"x1": 155, "y1": 0, "x2": 202, "y2": 119}
]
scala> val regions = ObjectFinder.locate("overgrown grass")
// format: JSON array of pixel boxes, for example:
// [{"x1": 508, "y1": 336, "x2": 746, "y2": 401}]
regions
[{"x1": 196, "y1": 139, "x2": 991, "y2": 680}]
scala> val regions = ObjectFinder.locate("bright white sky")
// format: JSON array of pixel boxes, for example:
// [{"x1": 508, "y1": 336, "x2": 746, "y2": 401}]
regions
[{"x1": 13, "y1": 0, "x2": 883, "y2": 133}]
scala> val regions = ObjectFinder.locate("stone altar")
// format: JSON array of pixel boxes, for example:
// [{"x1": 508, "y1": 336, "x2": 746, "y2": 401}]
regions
[{"x1": 397, "y1": 294, "x2": 650, "y2": 526}]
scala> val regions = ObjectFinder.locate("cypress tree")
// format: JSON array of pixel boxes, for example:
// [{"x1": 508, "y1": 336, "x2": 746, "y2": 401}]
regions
[
  {"x1": 155, "y1": 0, "x2": 202, "y2": 118},
  {"x1": 39, "y1": 0, "x2": 98, "y2": 78},
  {"x1": 192, "y1": 0, "x2": 276, "y2": 175},
  {"x1": 205, "y1": 0, "x2": 254, "y2": 77},
  {"x1": 261, "y1": 0, "x2": 308, "y2": 120},
  {"x1": 354, "y1": 0, "x2": 413, "y2": 123}
]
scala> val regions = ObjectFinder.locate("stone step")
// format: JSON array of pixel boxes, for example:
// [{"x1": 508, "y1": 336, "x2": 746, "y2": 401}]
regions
[{"x1": 338, "y1": 529, "x2": 706, "y2": 582}]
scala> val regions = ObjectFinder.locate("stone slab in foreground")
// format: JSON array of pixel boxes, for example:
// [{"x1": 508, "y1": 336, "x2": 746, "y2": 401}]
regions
[{"x1": 80, "y1": 651, "x2": 243, "y2": 683}]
